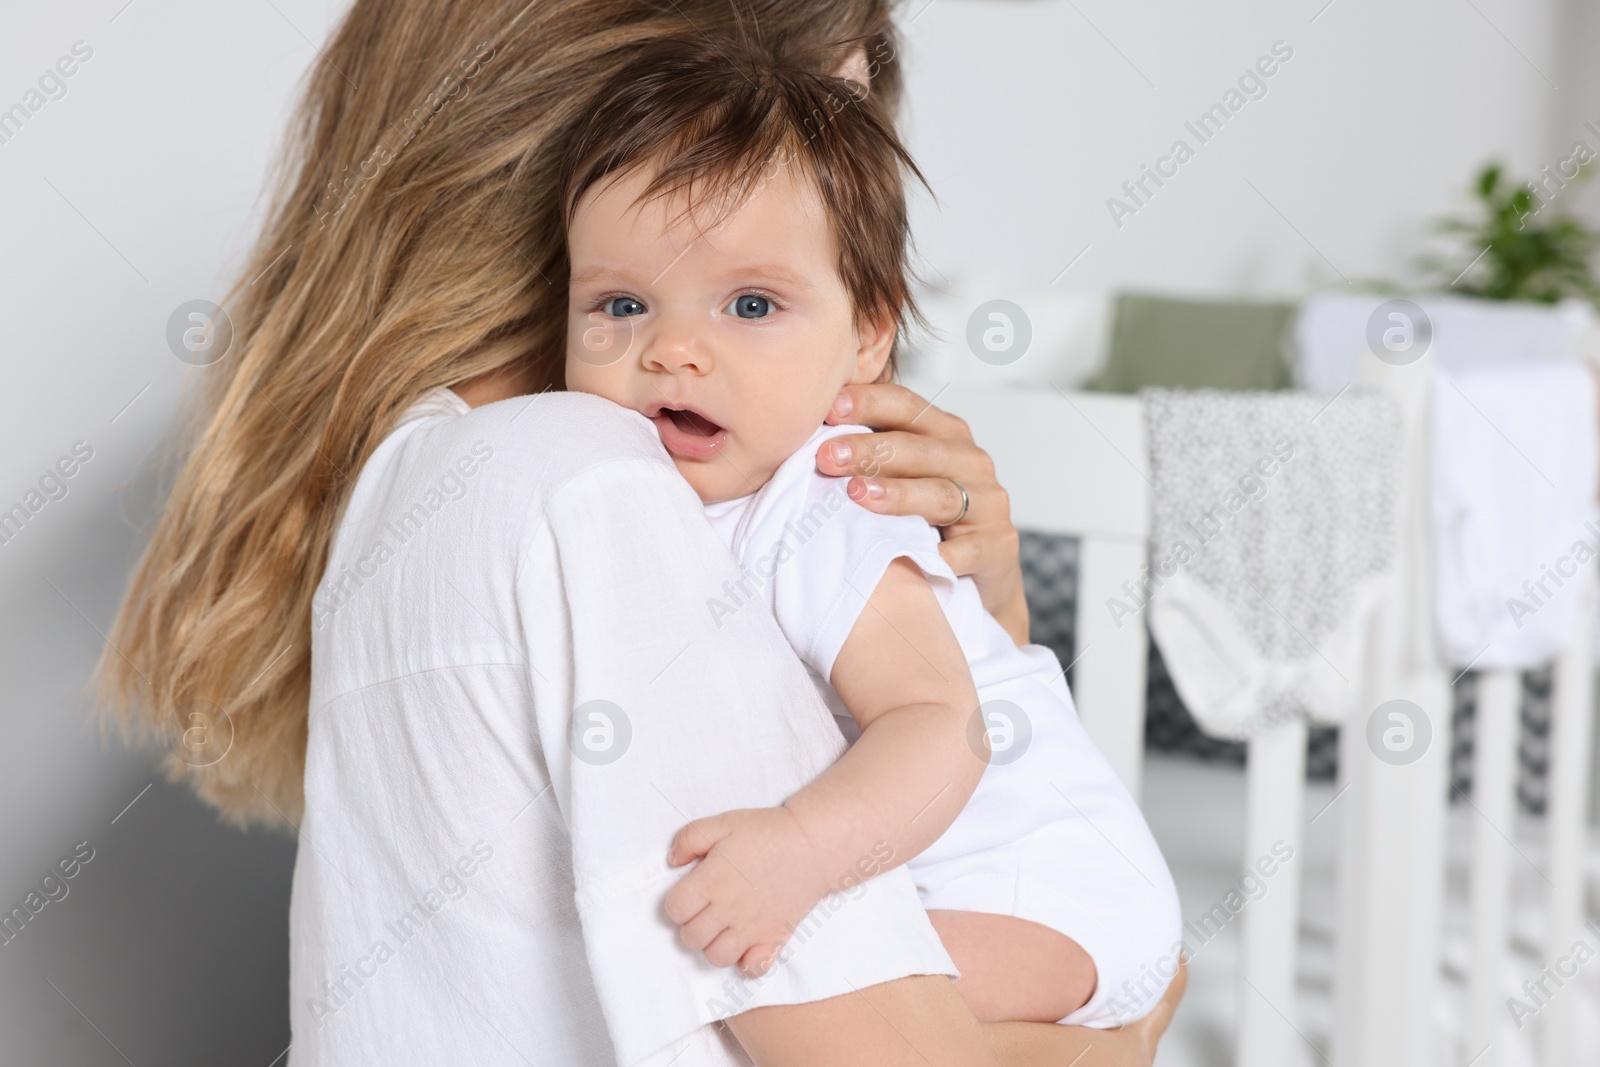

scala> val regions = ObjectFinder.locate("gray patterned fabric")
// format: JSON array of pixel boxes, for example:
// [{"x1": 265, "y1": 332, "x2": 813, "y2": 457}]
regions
[
  {"x1": 1138, "y1": 388, "x2": 1400, "y2": 737},
  {"x1": 1018, "y1": 531, "x2": 1079, "y2": 688}
]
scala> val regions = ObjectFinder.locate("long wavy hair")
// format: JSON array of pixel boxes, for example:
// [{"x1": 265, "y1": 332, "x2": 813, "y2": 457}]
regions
[{"x1": 95, "y1": 0, "x2": 906, "y2": 828}]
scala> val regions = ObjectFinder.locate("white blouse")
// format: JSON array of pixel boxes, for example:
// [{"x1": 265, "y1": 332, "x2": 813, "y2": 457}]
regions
[{"x1": 288, "y1": 388, "x2": 955, "y2": 1067}]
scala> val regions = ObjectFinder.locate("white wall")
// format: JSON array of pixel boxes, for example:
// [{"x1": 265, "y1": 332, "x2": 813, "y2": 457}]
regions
[
  {"x1": 0, "y1": 2, "x2": 343, "y2": 839},
  {"x1": 0, "y1": 3, "x2": 340, "y2": 1063},
  {"x1": 899, "y1": 0, "x2": 1564, "y2": 299}
]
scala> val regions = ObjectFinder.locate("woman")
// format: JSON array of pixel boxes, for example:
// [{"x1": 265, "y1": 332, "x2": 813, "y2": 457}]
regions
[{"x1": 96, "y1": 1, "x2": 1182, "y2": 1063}]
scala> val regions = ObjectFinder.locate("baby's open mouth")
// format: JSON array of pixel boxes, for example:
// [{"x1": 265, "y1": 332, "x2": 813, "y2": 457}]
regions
[
  {"x1": 664, "y1": 407, "x2": 722, "y2": 436},
  {"x1": 646, "y1": 403, "x2": 729, "y2": 460}
]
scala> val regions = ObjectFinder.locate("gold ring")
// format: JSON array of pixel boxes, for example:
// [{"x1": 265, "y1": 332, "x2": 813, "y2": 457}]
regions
[{"x1": 937, "y1": 479, "x2": 970, "y2": 527}]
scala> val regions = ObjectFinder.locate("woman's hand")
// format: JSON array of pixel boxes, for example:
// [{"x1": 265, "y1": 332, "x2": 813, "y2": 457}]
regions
[{"x1": 816, "y1": 382, "x2": 1030, "y2": 646}]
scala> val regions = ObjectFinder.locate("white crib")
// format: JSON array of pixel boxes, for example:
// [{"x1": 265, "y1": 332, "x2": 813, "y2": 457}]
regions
[{"x1": 929, "y1": 345, "x2": 1598, "y2": 1067}]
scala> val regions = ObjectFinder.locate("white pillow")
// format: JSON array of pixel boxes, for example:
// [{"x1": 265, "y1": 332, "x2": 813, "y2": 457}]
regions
[{"x1": 899, "y1": 275, "x2": 1114, "y2": 391}]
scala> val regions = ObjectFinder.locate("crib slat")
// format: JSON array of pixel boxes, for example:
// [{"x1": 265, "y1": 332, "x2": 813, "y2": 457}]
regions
[
  {"x1": 1332, "y1": 671, "x2": 1450, "y2": 1067},
  {"x1": 1542, "y1": 565, "x2": 1595, "y2": 1067},
  {"x1": 1074, "y1": 536, "x2": 1150, "y2": 802},
  {"x1": 1335, "y1": 347, "x2": 1448, "y2": 1067},
  {"x1": 1238, "y1": 715, "x2": 1309, "y2": 1067},
  {"x1": 1468, "y1": 669, "x2": 1521, "y2": 1067}
]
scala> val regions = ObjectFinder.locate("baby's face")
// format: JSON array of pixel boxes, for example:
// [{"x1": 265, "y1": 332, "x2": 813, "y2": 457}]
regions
[{"x1": 564, "y1": 166, "x2": 892, "y2": 504}]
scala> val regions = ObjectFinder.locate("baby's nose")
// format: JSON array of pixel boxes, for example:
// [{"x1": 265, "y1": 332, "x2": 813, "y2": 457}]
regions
[{"x1": 644, "y1": 321, "x2": 713, "y2": 375}]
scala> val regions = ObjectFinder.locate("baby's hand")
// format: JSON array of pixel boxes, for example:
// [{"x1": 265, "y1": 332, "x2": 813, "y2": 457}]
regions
[{"x1": 664, "y1": 806, "x2": 834, "y2": 978}]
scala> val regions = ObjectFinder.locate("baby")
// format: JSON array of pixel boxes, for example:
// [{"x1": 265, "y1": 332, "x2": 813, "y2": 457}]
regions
[{"x1": 562, "y1": 37, "x2": 1181, "y2": 1028}]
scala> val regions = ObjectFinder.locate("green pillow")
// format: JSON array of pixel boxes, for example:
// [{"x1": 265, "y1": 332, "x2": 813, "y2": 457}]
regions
[{"x1": 1087, "y1": 292, "x2": 1297, "y2": 393}]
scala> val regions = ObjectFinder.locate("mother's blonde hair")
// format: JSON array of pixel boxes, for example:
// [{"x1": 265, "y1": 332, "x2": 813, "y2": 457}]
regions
[{"x1": 96, "y1": 0, "x2": 905, "y2": 828}]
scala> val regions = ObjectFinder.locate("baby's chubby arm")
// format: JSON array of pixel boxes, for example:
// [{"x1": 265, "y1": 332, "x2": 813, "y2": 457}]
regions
[{"x1": 664, "y1": 557, "x2": 989, "y2": 977}]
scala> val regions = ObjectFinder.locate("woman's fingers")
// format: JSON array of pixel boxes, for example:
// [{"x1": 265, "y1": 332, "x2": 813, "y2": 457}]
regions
[
  {"x1": 816, "y1": 428, "x2": 990, "y2": 484},
  {"x1": 937, "y1": 529, "x2": 1015, "y2": 581},
  {"x1": 840, "y1": 466, "x2": 1012, "y2": 559},
  {"x1": 825, "y1": 381, "x2": 975, "y2": 442},
  {"x1": 844, "y1": 473, "x2": 970, "y2": 527}
]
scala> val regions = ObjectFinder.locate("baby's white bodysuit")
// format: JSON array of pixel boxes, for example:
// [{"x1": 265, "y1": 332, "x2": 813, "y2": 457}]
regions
[{"x1": 703, "y1": 422, "x2": 1184, "y2": 1027}]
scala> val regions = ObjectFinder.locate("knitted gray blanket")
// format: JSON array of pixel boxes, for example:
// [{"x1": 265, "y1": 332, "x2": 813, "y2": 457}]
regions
[{"x1": 1135, "y1": 388, "x2": 1399, "y2": 739}]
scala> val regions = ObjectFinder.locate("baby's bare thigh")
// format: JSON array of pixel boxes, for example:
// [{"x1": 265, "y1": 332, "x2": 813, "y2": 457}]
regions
[{"x1": 926, "y1": 909, "x2": 1098, "y2": 1024}]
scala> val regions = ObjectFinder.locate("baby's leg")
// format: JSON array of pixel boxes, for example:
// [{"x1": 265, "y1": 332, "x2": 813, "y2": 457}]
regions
[
  {"x1": 985, "y1": 957, "x2": 1188, "y2": 1067},
  {"x1": 927, "y1": 909, "x2": 1097, "y2": 1024}
]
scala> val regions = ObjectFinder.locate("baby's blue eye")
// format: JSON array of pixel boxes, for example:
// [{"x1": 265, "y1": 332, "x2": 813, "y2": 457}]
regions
[
  {"x1": 728, "y1": 294, "x2": 771, "y2": 319},
  {"x1": 605, "y1": 296, "x2": 646, "y2": 317}
]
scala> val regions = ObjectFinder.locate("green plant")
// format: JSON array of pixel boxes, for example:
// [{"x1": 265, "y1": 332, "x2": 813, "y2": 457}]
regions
[{"x1": 1415, "y1": 161, "x2": 1600, "y2": 306}]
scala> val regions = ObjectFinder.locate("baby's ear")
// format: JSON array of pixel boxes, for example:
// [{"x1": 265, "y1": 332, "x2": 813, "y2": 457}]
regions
[{"x1": 850, "y1": 308, "x2": 896, "y2": 385}]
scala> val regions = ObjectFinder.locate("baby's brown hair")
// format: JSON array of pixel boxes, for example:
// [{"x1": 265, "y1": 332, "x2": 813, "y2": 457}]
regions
[{"x1": 560, "y1": 34, "x2": 927, "y2": 376}]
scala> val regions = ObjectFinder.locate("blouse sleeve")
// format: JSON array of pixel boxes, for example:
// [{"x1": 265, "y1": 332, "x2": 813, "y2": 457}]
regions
[{"x1": 515, "y1": 447, "x2": 956, "y2": 1067}]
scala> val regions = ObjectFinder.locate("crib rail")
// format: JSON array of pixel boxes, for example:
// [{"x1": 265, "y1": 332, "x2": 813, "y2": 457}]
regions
[
  {"x1": 934, "y1": 368, "x2": 1598, "y2": 1067},
  {"x1": 1352, "y1": 348, "x2": 1599, "y2": 1067}
]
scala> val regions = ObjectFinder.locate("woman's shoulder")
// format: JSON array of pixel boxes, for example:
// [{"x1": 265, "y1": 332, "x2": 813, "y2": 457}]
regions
[
  {"x1": 324, "y1": 389, "x2": 684, "y2": 613},
  {"x1": 395, "y1": 388, "x2": 673, "y2": 498}
]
